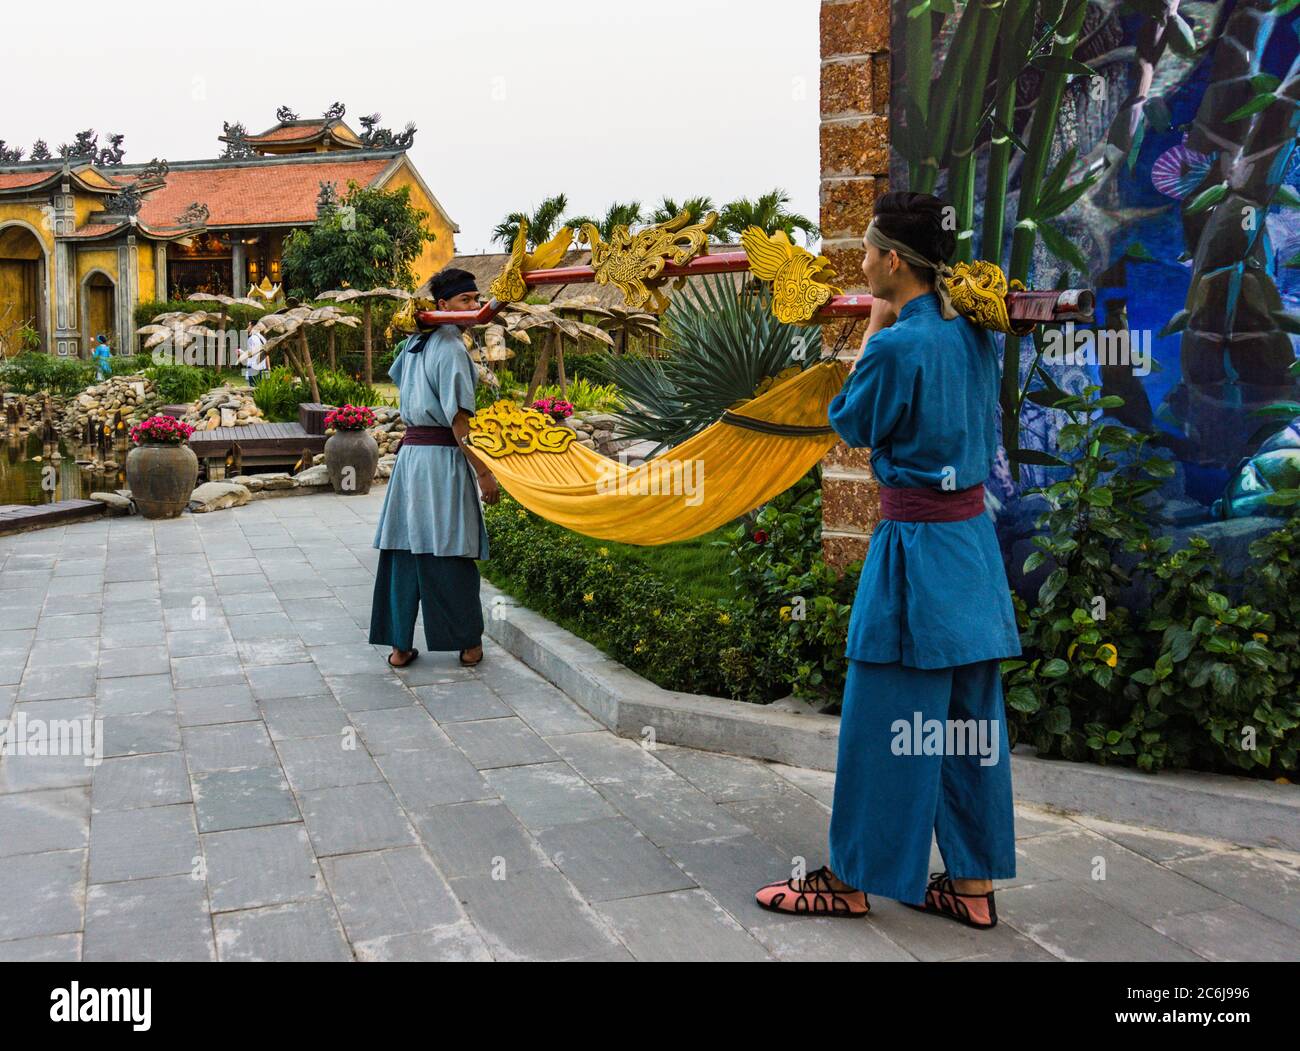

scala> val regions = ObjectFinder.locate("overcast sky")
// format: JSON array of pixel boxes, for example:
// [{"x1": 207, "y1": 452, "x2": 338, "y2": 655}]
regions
[{"x1": 2, "y1": 0, "x2": 822, "y2": 254}]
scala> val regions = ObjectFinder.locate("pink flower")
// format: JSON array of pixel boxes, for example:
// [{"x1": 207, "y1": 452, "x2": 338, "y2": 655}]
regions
[
  {"x1": 325, "y1": 404, "x2": 376, "y2": 431},
  {"x1": 130, "y1": 415, "x2": 195, "y2": 445}
]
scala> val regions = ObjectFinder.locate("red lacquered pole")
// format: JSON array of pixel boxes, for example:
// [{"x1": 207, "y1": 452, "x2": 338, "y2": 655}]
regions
[{"x1": 414, "y1": 251, "x2": 1094, "y2": 327}]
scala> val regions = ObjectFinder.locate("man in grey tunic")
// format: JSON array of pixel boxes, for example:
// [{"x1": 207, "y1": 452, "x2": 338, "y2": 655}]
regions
[{"x1": 370, "y1": 268, "x2": 500, "y2": 668}]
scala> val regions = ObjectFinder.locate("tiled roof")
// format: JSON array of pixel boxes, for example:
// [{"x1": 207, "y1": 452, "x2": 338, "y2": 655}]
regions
[
  {"x1": 62, "y1": 222, "x2": 126, "y2": 240},
  {"x1": 0, "y1": 170, "x2": 56, "y2": 190},
  {"x1": 247, "y1": 122, "x2": 328, "y2": 144},
  {"x1": 135, "y1": 156, "x2": 393, "y2": 229}
]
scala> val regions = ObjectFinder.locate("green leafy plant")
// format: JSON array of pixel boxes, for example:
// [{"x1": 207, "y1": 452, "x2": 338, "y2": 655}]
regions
[
  {"x1": 1002, "y1": 386, "x2": 1176, "y2": 766},
  {"x1": 531, "y1": 376, "x2": 623, "y2": 413},
  {"x1": 1129, "y1": 538, "x2": 1295, "y2": 773},
  {"x1": 252, "y1": 366, "x2": 377, "y2": 422},
  {"x1": 281, "y1": 182, "x2": 435, "y2": 299},
  {"x1": 589, "y1": 274, "x2": 820, "y2": 452},
  {"x1": 0, "y1": 352, "x2": 94, "y2": 396},
  {"x1": 712, "y1": 470, "x2": 860, "y2": 702},
  {"x1": 483, "y1": 496, "x2": 769, "y2": 700},
  {"x1": 143, "y1": 362, "x2": 222, "y2": 403}
]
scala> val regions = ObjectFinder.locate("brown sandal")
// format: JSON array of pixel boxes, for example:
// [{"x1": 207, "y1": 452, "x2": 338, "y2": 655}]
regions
[
  {"x1": 459, "y1": 646, "x2": 483, "y2": 666},
  {"x1": 754, "y1": 865, "x2": 870, "y2": 918},
  {"x1": 904, "y1": 871, "x2": 998, "y2": 929}
]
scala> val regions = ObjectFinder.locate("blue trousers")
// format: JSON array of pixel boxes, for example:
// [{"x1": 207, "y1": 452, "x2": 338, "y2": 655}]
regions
[
  {"x1": 369, "y1": 549, "x2": 483, "y2": 652},
  {"x1": 828, "y1": 658, "x2": 1016, "y2": 904}
]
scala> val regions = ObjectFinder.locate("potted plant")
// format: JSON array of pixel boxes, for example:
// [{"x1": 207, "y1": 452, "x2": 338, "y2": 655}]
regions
[
  {"x1": 323, "y1": 404, "x2": 379, "y2": 495},
  {"x1": 126, "y1": 414, "x2": 198, "y2": 519}
]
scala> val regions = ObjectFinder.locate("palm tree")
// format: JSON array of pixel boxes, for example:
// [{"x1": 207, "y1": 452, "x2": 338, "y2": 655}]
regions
[
  {"x1": 567, "y1": 201, "x2": 645, "y2": 243},
  {"x1": 717, "y1": 189, "x2": 819, "y2": 244},
  {"x1": 490, "y1": 194, "x2": 572, "y2": 250},
  {"x1": 649, "y1": 196, "x2": 717, "y2": 227},
  {"x1": 590, "y1": 275, "x2": 820, "y2": 453}
]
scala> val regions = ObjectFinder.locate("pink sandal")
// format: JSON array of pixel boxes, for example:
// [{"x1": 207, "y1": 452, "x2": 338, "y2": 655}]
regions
[
  {"x1": 754, "y1": 865, "x2": 870, "y2": 918},
  {"x1": 904, "y1": 871, "x2": 997, "y2": 929}
]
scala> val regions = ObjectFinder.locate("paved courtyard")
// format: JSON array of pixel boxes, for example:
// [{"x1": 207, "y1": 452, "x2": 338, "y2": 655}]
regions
[{"x1": 0, "y1": 491, "x2": 1297, "y2": 962}]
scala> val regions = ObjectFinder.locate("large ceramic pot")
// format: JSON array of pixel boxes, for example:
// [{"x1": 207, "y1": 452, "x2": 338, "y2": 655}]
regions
[
  {"x1": 325, "y1": 429, "x2": 379, "y2": 495},
  {"x1": 125, "y1": 442, "x2": 198, "y2": 519}
]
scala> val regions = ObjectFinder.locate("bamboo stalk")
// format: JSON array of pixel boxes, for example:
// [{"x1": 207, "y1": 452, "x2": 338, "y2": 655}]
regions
[
  {"x1": 982, "y1": 0, "x2": 1036, "y2": 265},
  {"x1": 904, "y1": 0, "x2": 935, "y2": 187},
  {"x1": 1001, "y1": 0, "x2": 1090, "y2": 475},
  {"x1": 914, "y1": 1, "x2": 979, "y2": 194},
  {"x1": 948, "y1": 0, "x2": 1007, "y2": 262}
]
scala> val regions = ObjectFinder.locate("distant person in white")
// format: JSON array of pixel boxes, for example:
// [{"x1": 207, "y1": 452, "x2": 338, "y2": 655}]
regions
[{"x1": 239, "y1": 323, "x2": 270, "y2": 386}]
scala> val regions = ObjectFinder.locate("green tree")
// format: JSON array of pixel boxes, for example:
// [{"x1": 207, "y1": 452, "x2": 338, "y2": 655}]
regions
[
  {"x1": 717, "y1": 188, "x2": 819, "y2": 244},
  {"x1": 568, "y1": 201, "x2": 645, "y2": 243},
  {"x1": 281, "y1": 181, "x2": 435, "y2": 299},
  {"x1": 491, "y1": 194, "x2": 573, "y2": 249},
  {"x1": 649, "y1": 196, "x2": 717, "y2": 226}
]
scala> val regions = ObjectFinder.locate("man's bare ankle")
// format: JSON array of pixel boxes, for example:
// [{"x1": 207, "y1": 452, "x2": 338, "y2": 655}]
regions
[{"x1": 952, "y1": 878, "x2": 993, "y2": 895}]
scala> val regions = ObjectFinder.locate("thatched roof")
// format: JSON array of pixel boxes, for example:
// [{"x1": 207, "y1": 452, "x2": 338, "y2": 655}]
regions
[{"x1": 418, "y1": 246, "x2": 747, "y2": 312}]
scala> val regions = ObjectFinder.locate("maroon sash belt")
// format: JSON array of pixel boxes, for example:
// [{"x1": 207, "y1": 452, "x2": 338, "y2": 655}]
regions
[
  {"x1": 880, "y1": 483, "x2": 985, "y2": 522},
  {"x1": 397, "y1": 425, "x2": 458, "y2": 449}
]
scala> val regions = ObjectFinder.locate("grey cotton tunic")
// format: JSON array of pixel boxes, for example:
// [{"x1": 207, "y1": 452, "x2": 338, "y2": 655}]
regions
[{"x1": 372, "y1": 326, "x2": 490, "y2": 559}]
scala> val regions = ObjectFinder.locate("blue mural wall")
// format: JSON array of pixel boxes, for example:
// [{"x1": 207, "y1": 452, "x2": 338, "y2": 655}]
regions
[{"x1": 889, "y1": 0, "x2": 1300, "y2": 556}]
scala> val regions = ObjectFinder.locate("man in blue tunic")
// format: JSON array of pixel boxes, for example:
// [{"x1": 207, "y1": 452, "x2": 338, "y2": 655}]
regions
[
  {"x1": 370, "y1": 268, "x2": 500, "y2": 668},
  {"x1": 755, "y1": 192, "x2": 1021, "y2": 929}
]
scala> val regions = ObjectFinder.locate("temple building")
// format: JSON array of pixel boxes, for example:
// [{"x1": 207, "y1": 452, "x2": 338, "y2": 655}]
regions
[{"x1": 0, "y1": 106, "x2": 457, "y2": 358}]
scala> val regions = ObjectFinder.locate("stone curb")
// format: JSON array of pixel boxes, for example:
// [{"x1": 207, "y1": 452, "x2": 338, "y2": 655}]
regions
[{"x1": 480, "y1": 581, "x2": 1300, "y2": 852}]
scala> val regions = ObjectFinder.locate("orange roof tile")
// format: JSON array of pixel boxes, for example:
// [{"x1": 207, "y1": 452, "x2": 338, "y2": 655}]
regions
[
  {"x1": 247, "y1": 122, "x2": 329, "y2": 144},
  {"x1": 63, "y1": 222, "x2": 127, "y2": 240},
  {"x1": 0, "y1": 170, "x2": 56, "y2": 190},
  {"x1": 135, "y1": 156, "x2": 393, "y2": 229}
]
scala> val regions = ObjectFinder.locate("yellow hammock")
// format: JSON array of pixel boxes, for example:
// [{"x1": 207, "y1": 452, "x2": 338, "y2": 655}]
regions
[{"x1": 467, "y1": 359, "x2": 850, "y2": 546}]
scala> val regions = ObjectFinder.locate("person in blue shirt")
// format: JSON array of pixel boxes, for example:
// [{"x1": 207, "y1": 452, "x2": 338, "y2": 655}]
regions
[
  {"x1": 755, "y1": 192, "x2": 1020, "y2": 930},
  {"x1": 369, "y1": 268, "x2": 500, "y2": 669},
  {"x1": 92, "y1": 334, "x2": 112, "y2": 380}
]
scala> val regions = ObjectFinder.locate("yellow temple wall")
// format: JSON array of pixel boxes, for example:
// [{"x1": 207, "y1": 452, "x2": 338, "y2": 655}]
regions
[
  {"x1": 137, "y1": 244, "x2": 155, "y2": 302},
  {"x1": 75, "y1": 248, "x2": 119, "y2": 286},
  {"x1": 0, "y1": 206, "x2": 54, "y2": 345},
  {"x1": 0, "y1": 203, "x2": 55, "y2": 256},
  {"x1": 380, "y1": 165, "x2": 456, "y2": 285}
]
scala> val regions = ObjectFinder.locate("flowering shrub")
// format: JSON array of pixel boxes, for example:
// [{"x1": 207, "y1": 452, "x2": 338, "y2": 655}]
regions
[
  {"x1": 713, "y1": 470, "x2": 861, "y2": 702},
  {"x1": 530, "y1": 396, "x2": 574, "y2": 422},
  {"x1": 325, "y1": 404, "x2": 377, "y2": 431},
  {"x1": 129, "y1": 415, "x2": 194, "y2": 445}
]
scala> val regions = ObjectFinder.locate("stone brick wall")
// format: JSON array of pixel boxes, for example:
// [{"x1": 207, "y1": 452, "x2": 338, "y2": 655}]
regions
[{"x1": 819, "y1": 0, "x2": 891, "y2": 568}]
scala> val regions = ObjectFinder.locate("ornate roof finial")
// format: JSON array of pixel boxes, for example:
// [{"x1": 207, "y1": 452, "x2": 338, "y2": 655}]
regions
[
  {"x1": 221, "y1": 122, "x2": 254, "y2": 159},
  {"x1": 358, "y1": 114, "x2": 416, "y2": 150},
  {"x1": 276, "y1": 105, "x2": 299, "y2": 123},
  {"x1": 96, "y1": 133, "x2": 126, "y2": 167},
  {"x1": 316, "y1": 180, "x2": 340, "y2": 218},
  {"x1": 176, "y1": 202, "x2": 210, "y2": 228},
  {"x1": 322, "y1": 102, "x2": 346, "y2": 123}
]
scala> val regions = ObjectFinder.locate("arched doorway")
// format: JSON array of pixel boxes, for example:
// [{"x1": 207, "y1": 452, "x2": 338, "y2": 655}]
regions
[
  {"x1": 0, "y1": 222, "x2": 48, "y2": 356},
  {"x1": 81, "y1": 270, "x2": 117, "y2": 359}
]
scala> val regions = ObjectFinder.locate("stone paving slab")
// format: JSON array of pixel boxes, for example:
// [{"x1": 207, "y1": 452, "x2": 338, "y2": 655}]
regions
[{"x1": 0, "y1": 491, "x2": 1296, "y2": 961}]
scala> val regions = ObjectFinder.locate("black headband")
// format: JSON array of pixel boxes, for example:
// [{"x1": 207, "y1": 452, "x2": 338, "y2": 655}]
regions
[{"x1": 430, "y1": 270, "x2": 478, "y2": 303}]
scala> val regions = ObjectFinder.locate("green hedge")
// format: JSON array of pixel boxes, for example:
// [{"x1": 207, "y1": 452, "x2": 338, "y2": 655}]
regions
[
  {"x1": 483, "y1": 497, "x2": 788, "y2": 703},
  {"x1": 252, "y1": 367, "x2": 382, "y2": 421},
  {"x1": 0, "y1": 353, "x2": 94, "y2": 396}
]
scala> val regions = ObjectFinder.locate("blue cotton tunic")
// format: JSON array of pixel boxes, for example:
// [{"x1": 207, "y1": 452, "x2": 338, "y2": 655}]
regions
[
  {"x1": 828, "y1": 292, "x2": 1020, "y2": 669},
  {"x1": 373, "y1": 326, "x2": 490, "y2": 558}
]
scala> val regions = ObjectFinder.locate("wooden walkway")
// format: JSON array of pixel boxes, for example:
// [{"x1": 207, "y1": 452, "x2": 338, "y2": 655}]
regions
[{"x1": 0, "y1": 499, "x2": 103, "y2": 534}]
